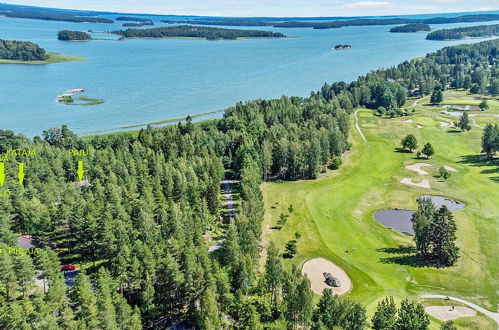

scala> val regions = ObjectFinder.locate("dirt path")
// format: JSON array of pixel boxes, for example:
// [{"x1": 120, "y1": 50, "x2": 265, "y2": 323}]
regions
[
  {"x1": 208, "y1": 180, "x2": 237, "y2": 253},
  {"x1": 354, "y1": 109, "x2": 367, "y2": 144},
  {"x1": 408, "y1": 96, "x2": 429, "y2": 109},
  {"x1": 420, "y1": 294, "x2": 499, "y2": 324}
]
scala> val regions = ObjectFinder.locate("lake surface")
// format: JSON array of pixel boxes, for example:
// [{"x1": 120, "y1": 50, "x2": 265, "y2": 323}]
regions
[
  {"x1": 374, "y1": 195, "x2": 465, "y2": 234},
  {"x1": 1, "y1": 14, "x2": 498, "y2": 136}
]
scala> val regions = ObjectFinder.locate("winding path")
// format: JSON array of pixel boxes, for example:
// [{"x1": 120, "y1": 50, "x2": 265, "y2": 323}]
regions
[
  {"x1": 354, "y1": 109, "x2": 367, "y2": 144},
  {"x1": 420, "y1": 294, "x2": 499, "y2": 324}
]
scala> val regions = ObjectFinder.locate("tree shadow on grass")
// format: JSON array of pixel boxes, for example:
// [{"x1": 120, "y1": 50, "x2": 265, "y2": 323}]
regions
[
  {"x1": 377, "y1": 245, "x2": 433, "y2": 268},
  {"x1": 458, "y1": 154, "x2": 499, "y2": 181},
  {"x1": 447, "y1": 129, "x2": 461, "y2": 134},
  {"x1": 394, "y1": 147, "x2": 413, "y2": 154}
]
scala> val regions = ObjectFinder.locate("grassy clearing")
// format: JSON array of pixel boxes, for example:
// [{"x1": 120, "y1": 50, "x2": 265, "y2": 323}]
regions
[
  {"x1": 261, "y1": 92, "x2": 498, "y2": 328},
  {"x1": 0, "y1": 52, "x2": 85, "y2": 64},
  {"x1": 119, "y1": 110, "x2": 224, "y2": 129}
]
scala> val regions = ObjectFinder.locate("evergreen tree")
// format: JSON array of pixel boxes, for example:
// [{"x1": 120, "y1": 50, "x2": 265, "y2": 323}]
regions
[
  {"x1": 372, "y1": 296, "x2": 397, "y2": 330},
  {"x1": 396, "y1": 299, "x2": 429, "y2": 330},
  {"x1": 441, "y1": 320, "x2": 457, "y2": 330},
  {"x1": 481, "y1": 124, "x2": 499, "y2": 157},
  {"x1": 71, "y1": 272, "x2": 99, "y2": 329},
  {"x1": 430, "y1": 88, "x2": 443, "y2": 104},
  {"x1": 428, "y1": 206, "x2": 459, "y2": 266},
  {"x1": 458, "y1": 112, "x2": 471, "y2": 131}
]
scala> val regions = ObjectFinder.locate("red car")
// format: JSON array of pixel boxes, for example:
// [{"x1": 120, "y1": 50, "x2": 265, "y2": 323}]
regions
[{"x1": 61, "y1": 264, "x2": 76, "y2": 271}]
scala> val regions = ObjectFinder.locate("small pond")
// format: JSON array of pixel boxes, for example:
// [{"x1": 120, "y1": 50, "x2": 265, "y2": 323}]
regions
[
  {"x1": 374, "y1": 196, "x2": 465, "y2": 235},
  {"x1": 441, "y1": 104, "x2": 479, "y2": 111},
  {"x1": 440, "y1": 110, "x2": 477, "y2": 117}
]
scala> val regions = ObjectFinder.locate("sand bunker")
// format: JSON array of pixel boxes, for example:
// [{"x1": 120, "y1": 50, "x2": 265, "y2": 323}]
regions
[
  {"x1": 406, "y1": 163, "x2": 432, "y2": 175},
  {"x1": 302, "y1": 258, "x2": 352, "y2": 296},
  {"x1": 417, "y1": 124, "x2": 423, "y2": 128},
  {"x1": 425, "y1": 306, "x2": 476, "y2": 321},
  {"x1": 403, "y1": 119, "x2": 413, "y2": 123},
  {"x1": 444, "y1": 165, "x2": 457, "y2": 172},
  {"x1": 439, "y1": 122, "x2": 449, "y2": 127},
  {"x1": 401, "y1": 178, "x2": 431, "y2": 188}
]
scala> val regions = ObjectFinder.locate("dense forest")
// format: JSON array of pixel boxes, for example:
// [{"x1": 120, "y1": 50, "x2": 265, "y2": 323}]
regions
[
  {"x1": 0, "y1": 39, "x2": 47, "y2": 61},
  {"x1": 112, "y1": 25, "x2": 286, "y2": 40},
  {"x1": 426, "y1": 24, "x2": 499, "y2": 40},
  {"x1": 116, "y1": 16, "x2": 154, "y2": 23},
  {"x1": 162, "y1": 14, "x2": 499, "y2": 30},
  {"x1": 0, "y1": 4, "x2": 113, "y2": 24},
  {"x1": 57, "y1": 30, "x2": 92, "y2": 41},
  {"x1": 390, "y1": 24, "x2": 431, "y2": 33},
  {"x1": 0, "y1": 38, "x2": 498, "y2": 328}
]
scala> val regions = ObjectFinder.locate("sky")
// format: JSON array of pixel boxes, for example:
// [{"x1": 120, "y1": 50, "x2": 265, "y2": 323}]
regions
[{"x1": 5, "y1": 0, "x2": 499, "y2": 17}]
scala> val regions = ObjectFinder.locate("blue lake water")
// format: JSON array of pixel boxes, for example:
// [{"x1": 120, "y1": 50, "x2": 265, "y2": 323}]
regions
[{"x1": 0, "y1": 14, "x2": 498, "y2": 136}]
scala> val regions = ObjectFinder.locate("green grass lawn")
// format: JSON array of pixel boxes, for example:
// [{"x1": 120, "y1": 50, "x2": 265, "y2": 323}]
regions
[
  {"x1": 0, "y1": 52, "x2": 85, "y2": 65},
  {"x1": 261, "y1": 93, "x2": 498, "y2": 329}
]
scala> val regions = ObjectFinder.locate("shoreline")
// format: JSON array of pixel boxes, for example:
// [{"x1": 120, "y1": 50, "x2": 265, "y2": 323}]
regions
[{"x1": 0, "y1": 52, "x2": 85, "y2": 65}]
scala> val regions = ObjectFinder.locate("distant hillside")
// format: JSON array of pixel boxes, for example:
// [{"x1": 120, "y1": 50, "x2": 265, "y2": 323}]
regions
[{"x1": 0, "y1": 3, "x2": 113, "y2": 23}]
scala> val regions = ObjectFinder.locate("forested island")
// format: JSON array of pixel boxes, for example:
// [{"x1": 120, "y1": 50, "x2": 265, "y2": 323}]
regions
[
  {"x1": 57, "y1": 30, "x2": 92, "y2": 41},
  {"x1": 390, "y1": 24, "x2": 430, "y2": 33},
  {"x1": 0, "y1": 4, "x2": 113, "y2": 23},
  {"x1": 161, "y1": 13, "x2": 499, "y2": 30},
  {"x1": 0, "y1": 39, "x2": 47, "y2": 61},
  {"x1": 0, "y1": 37, "x2": 497, "y2": 328},
  {"x1": 116, "y1": 16, "x2": 154, "y2": 27},
  {"x1": 426, "y1": 23, "x2": 499, "y2": 40},
  {"x1": 112, "y1": 25, "x2": 286, "y2": 40}
]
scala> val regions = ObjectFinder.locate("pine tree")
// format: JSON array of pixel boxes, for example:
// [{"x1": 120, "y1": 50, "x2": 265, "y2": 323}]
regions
[
  {"x1": 264, "y1": 242, "x2": 284, "y2": 309},
  {"x1": 372, "y1": 296, "x2": 397, "y2": 330},
  {"x1": 458, "y1": 112, "x2": 471, "y2": 131},
  {"x1": 428, "y1": 206, "x2": 459, "y2": 266},
  {"x1": 200, "y1": 286, "x2": 221, "y2": 329},
  {"x1": 314, "y1": 289, "x2": 338, "y2": 328},
  {"x1": 412, "y1": 197, "x2": 435, "y2": 256},
  {"x1": 96, "y1": 268, "x2": 119, "y2": 330},
  {"x1": 430, "y1": 88, "x2": 443, "y2": 104},
  {"x1": 396, "y1": 299, "x2": 429, "y2": 330},
  {"x1": 71, "y1": 272, "x2": 99, "y2": 329}
]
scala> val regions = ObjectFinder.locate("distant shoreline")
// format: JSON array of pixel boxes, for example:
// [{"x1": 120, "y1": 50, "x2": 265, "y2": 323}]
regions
[{"x1": 0, "y1": 52, "x2": 85, "y2": 65}]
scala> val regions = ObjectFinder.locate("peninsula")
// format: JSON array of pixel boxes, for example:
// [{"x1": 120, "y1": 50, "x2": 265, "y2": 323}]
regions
[
  {"x1": 0, "y1": 39, "x2": 84, "y2": 64},
  {"x1": 427, "y1": 24, "x2": 499, "y2": 40},
  {"x1": 390, "y1": 24, "x2": 431, "y2": 33}
]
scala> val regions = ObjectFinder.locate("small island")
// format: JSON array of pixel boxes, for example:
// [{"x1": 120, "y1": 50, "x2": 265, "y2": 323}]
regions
[
  {"x1": 58, "y1": 89, "x2": 104, "y2": 106},
  {"x1": 58, "y1": 30, "x2": 92, "y2": 41},
  {"x1": 0, "y1": 39, "x2": 84, "y2": 64},
  {"x1": 334, "y1": 44, "x2": 351, "y2": 50},
  {"x1": 112, "y1": 25, "x2": 286, "y2": 40},
  {"x1": 390, "y1": 24, "x2": 430, "y2": 33},
  {"x1": 426, "y1": 24, "x2": 499, "y2": 40}
]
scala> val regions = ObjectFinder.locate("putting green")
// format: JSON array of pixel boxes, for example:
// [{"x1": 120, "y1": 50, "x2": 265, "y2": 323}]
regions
[{"x1": 261, "y1": 92, "x2": 498, "y2": 328}]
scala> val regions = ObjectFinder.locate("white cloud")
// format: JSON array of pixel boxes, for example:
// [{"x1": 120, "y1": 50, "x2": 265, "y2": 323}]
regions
[
  {"x1": 433, "y1": 0, "x2": 464, "y2": 3},
  {"x1": 343, "y1": 1, "x2": 393, "y2": 9}
]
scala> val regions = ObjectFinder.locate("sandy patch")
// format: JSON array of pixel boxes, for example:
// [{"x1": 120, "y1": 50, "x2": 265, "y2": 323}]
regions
[
  {"x1": 400, "y1": 178, "x2": 431, "y2": 188},
  {"x1": 444, "y1": 165, "x2": 458, "y2": 172},
  {"x1": 403, "y1": 119, "x2": 413, "y2": 123},
  {"x1": 406, "y1": 163, "x2": 432, "y2": 175},
  {"x1": 439, "y1": 122, "x2": 449, "y2": 127},
  {"x1": 417, "y1": 124, "x2": 423, "y2": 128},
  {"x1": 425, "y1": 306, "x2": 476, "y2": 321},
  {"x1": 302, "y1": 258, "x2": 352, "y2": 296}
]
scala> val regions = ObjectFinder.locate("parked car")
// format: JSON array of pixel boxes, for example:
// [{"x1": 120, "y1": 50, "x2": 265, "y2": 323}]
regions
[{"x1": 61, "y1": 264, "x2": 76, "y2": 271}]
